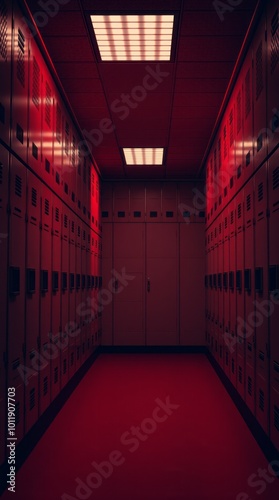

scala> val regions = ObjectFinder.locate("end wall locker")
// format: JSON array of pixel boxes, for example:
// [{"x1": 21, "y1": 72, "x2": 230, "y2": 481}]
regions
[
  {"x1": 53, "y1": 91, "x2": 64, "y2": 199},
  {"x1": 68, "y1": 213, "x2": 77, "y2": 380},
  {"x1": 146, "y1": 224, "x2": 178, "y2": 345},
  {"x1": 113, "y1": 183, "x2": 130, "y2": 222},
  {"x1": 11, "y1": 4, "x2": 29, "y2": 163},
  {"x1": 180, "y1": 223, "x2": 205, "y2": 346},
  {"x1": 0, "y1": 0, "x2": 12, "y2": 148},
  {"x1": 267, "y1": 0, "x2": 279, "y2": 156},
  {"x1": 252, "y1": 14, "x2": 267, "y2": 171},
  {"x1": 113, "y1": 223, "x2": 145, "y2": 346},
  {"x1": 101, "y1": 182, "x2": 113, "y2": 222},
  {"x1": 60, "y1": 206, "x2": 70, "y2": 388},
  {"x1": 254, "y1": 164, "x2": 269, "y2": 433},
  {"x1": 146, "y1": 184, "x2": 162, "y2": 222},
  {"x1": 268, "y1": 149, "x2": 279, "y2": 450},
  {"x1": 39, "y1": 185, "x2": 52, "y2": 416},
  {"x1": 129, "y1": 183, "x2": 145, "y2": 222},
  {"x1": 244, "y1": 177, "x2": 256, "y2": 414},
  {"x1": 162, "y1": 183, "x2": 177, "y2": 222}
]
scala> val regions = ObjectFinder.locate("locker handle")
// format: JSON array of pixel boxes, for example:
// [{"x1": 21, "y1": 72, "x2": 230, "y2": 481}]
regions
[{"x1": 147, "y1": 278, "x2": 150, "y2": 293}]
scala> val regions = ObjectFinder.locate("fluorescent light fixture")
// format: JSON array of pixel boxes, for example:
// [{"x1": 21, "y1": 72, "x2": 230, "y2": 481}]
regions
[
  {"x1": 90, "y1": 14, "x2": 174, "y2": 61},
  {"x1": 123, "y1": 148, "x2": 164, "y2": 165}
]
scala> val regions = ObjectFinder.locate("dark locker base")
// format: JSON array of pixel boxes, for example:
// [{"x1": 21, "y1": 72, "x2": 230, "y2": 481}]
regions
[
  {"x1": 207, "y1": 352, "x2": 279, "y2": 464},
  {"x1": 0, "y1": 348, "x2": 100, "y2": 496}
]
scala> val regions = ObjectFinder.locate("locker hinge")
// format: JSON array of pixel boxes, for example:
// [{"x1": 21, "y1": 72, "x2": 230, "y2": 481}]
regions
[
  {"x1": 7, "y1": 204, "x2": 11, "y2": 215},
  {"x1": 25, "y1": 214, "x2": 28, "y2": 223},
  {"x1": 39, "y1": 222, "x2": 42, "y2": 230},
  {"x1": 266, "y1": 208, "x2": 270, "y2": 217},
  {"x1": 37, "y1": 337, "x2": 41, "y2": 349},
  {"x1": 253, "y1": 218, "x2": 256, "y2": 226}
]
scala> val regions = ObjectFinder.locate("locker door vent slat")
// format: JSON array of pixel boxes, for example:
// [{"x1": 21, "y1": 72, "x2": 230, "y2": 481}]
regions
[
  {"x1": 259, "y1": 351, "x2": 265, "y2": 362},
  {"x1": 55, "y1": 207, "x2": 59, "y2": 222},
  {"x1": 45, "y1": 82, "x2": 51, "y2": 127},
  {"x1": 229, "y1": 109, "x2": 234, "y2": 146},
  {"x1": 259, "y1": 389, "x2": 264, "y2": 412},
  {"x1": 223, "y1": 125, "x2": 227, "y2": 158},
  {"x1": 247, "y1": 376, "x2": 252, "y2": 396},
  {"x1": 245, "y1": 69, "x2": 251, "y2": 118},
  {"x1": 271, "y1": 8, "x2": 279, "y2": 73},
  {"x1": 32, "y1": 142, "x2": 38, "y2": 159},
  {"x1": 273, "y1": 167, "x2": 279, "y2": 190},
  {"x1": 255, "y1": 41, "x2": 264, "y2": 100},
  {"x1": 15, "y1": 175, "x2": 22, "y2": 197},
  {"x1": 0, "y1": 0, "x2": 7, "y2": 60},
  {"x1": 230, "y1": 210, "x2": 234, "y2": 225},
  {"x1": 231, "y1": 358, "x2": 235, "y2": 374},
  {"x1": 258, "y1": 182, "x2": 264, "y2": 202},
  {"x1": 237, "y1": 203, "x2": 242, "y2": 219},
  {"x1": 40, "y1": 270, "x2": 48, "y2": 292},
  {"x1": 31, "y1": 187, "x2": 37, "y2": 207},
  {"x1": 236, "y1": 91, "x2": 241, "y2": 133},
  {"x1": 274, "y1": 360, "x2": 279, "y2": 373},
  {"x1": 17, "y1": 29, "x2": 25, "y2": 87},
  {"x1": 150, "y1": 211, "x2": 158, "y2": 218},
  {"x1": 65, "y1": 121, "x2": 70, "y2": 155},
  {"x1": 32, "y1": 57, "x2": 40, "y2": 109},
  {"x1": 15, "y1": 402, "x2": 20, "y2": 426},
  {"x1": 29, "y1": 388, "x2": 35, "y2": 410},
  {"x1": 274, "y1": 405, "x2": 279, "y2": 431},
  {"x1": 43, "y1": 376, "x2": 48, "y2": 396},
  {"x1": 238, "y1": 366, "x2": 243, "y2": 384},
  {"x1": 44, "y1": 198, "x2": 50, "y2": 216},
  {"x1": 224, "y1": 216, "x2": 228, "y2": 229},
  {"x1": 117, "y1": 211, "x2": 125, "y2": 218},
  {"x1": 70, "y1": 352, "x2": 74, "y2": 366},
  {"x1": 9, "y1": 266, "x2": 20, "y2": 295},
  {"x1": 237, "y1": 165, "x2": 241, "y2": 179},
  {"x1": 72, "y1": 135, "x2": 76, "y2": 167},
  {"x1": 12, "y1": 357, "x2": 20, "y2": 370},
  {"x1": 54, "y1": 367, "x2": 58, "y2": 384},
  {"x1": 246, "y1": 194, "x2": 251, "y2": 211},
  {"x1": 166, "y1": 211, "x2": 173, "y2": 218},
  {"x1": 64, "y1": 214, "x2": 68, "y2": 228},
  {"x1": 56, "y1": 103, "x2": 62, "y2": 143}
]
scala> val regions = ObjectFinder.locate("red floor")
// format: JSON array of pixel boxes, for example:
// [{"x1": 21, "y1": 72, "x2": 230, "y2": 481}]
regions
[{"x1": 2, "y1": 354, "x2": 279, "y2": 500}]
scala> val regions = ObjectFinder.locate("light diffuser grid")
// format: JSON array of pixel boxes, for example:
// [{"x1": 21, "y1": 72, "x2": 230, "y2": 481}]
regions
[
  {"x1": 90, "y1": 14, "x2": 174, "y2": 61},
  {"x1": 123, "y1": 148, "x2": 164, "y2": 165}
]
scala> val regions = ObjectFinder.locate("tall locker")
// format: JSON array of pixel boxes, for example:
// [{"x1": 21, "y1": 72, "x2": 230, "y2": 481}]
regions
[
  {"x1": 113, "y1": 184, "x2": 130, "y2": 222},
  {"x1": 146, "y1": 224, "x2": 178, "y2": 345},
  {"x1": 0, "y1": 145, "x2": 9, "y2": 465},
  {"x1": 129, "y1": 183, "x2": 145, "y2": 222},
  {"x1": 146, "y1": 184, "x2": 163, "y2": 222},
  {"x1": 234, "y1": 76, "x2": 244, "y2": 194},
  {"x1": 11, "y1": 4, "x2": 29, "y2": 163},
  {"x1": 101, "y1": 183, "x2": 113, "y2": 222},
  {"x1": 235, "y1": 191, "x2": 245, "y2": 400},
  {"x1": 244, "y1": 178, "x2": 256, "y2": 414},
  {"x1": 27, "y1": 37, "x2": 43, "y2": 178},
  {"x1": 39, "y1": 186, "x2": 52, "y2": 416},
  {"x1": 227, "y1": 99, "x2": 236, "y2": 199},
  {"x1": 7, "y1": 157, "x2": 26, "y2": 443},
  {"x1": 242, "y1": 50, "x2": 254, "y2": 184},
  {"x1": 223, "y1": 207, "x2": 230, "y2": 379},
  {"x1": 252, "y1": 14, "x2": 267, "y2": 171},
  {"x1": 268, "y1": 149, "x2": 279, "y2": 450},
  {"x1": 68, "y1": 213, "x2": 76, "y2": 380},
  {"x1": 217, "y1": 217, "x2": 224, "y2": 367},
  {"x1": 267, "y1": 0, "x2": 279, "y2": 155},
  {"x1": 113, "y1": 223, "x2": 145, "y2": 345},
  {"x1": 254, "y1": 165, "x2": 269, "y2": 433},
  {"x1": 229, "y1": 200, "x2": 237, "y2": 387},
  {"x1": 0, "y1": 0, "x2": 12, "y2": 147},
  {"x1": 51, "y1": 195, "x2": 62, "y2": 401},
  {"x1": 61, "y1": 206, "x2": 70, "y2": 388},
  {"x1": 180, "y1": 223, "x2": 205, "y2": 346},
  {"x1": 162, "y1": 183, "x2": 177, "y2": 222},
  {"x1": 53, "y1": 91, "x2": 64, "y2": 199},
  {"x1": 25, "y1": 171, "x2": 41, "y2": 432},
  {"x1": 75, "y1": 219, "x2": 82, "y2": 369}
]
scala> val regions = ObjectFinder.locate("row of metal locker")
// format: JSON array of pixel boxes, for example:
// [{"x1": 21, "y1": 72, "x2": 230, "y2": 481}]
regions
[
  {"x1": 205, "y1": 0, "x2": 279, "y2": 225},
  {"x1": 205, "y1": 149, "x2": 279, "y2": 452},
  {"x1": 101, "y1": 181, "x2": 206, "y2": 223},
  {"x1": 0, "y1": 142, "x2": 102, "y2": 466},
  {"x1": 0, "y1": 0, "x2": 101, "y2": 230}
]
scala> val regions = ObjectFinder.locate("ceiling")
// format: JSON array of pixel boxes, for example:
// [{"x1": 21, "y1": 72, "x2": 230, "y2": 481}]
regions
[{"x1": 26, "y1": 0, "x2": 259, "y2": 180}]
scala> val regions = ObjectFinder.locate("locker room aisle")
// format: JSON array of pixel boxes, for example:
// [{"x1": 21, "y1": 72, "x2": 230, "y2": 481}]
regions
[{"x1": 2, "y1": 353, "x2": 279, "y2": 500}]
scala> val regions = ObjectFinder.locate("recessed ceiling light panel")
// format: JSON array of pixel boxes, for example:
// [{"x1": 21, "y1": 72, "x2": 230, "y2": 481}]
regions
[
  {"x1": 123, "y1": 148, "x2": 164, "y2": 165},
  {"x1": 90, "y1": 14, "x2": 174, "y2": 61}
]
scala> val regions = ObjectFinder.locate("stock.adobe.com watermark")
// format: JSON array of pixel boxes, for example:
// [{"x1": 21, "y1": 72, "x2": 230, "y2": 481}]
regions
[
  {"x1": 22, "y1": 0, "x2": 71, "y2": 37},
  {"x1": 61, "y1": 396, "x2": 180, "y2": 500},
  {"x1": 236, "y1": 460, "x2": 279, "y2": 499}
]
